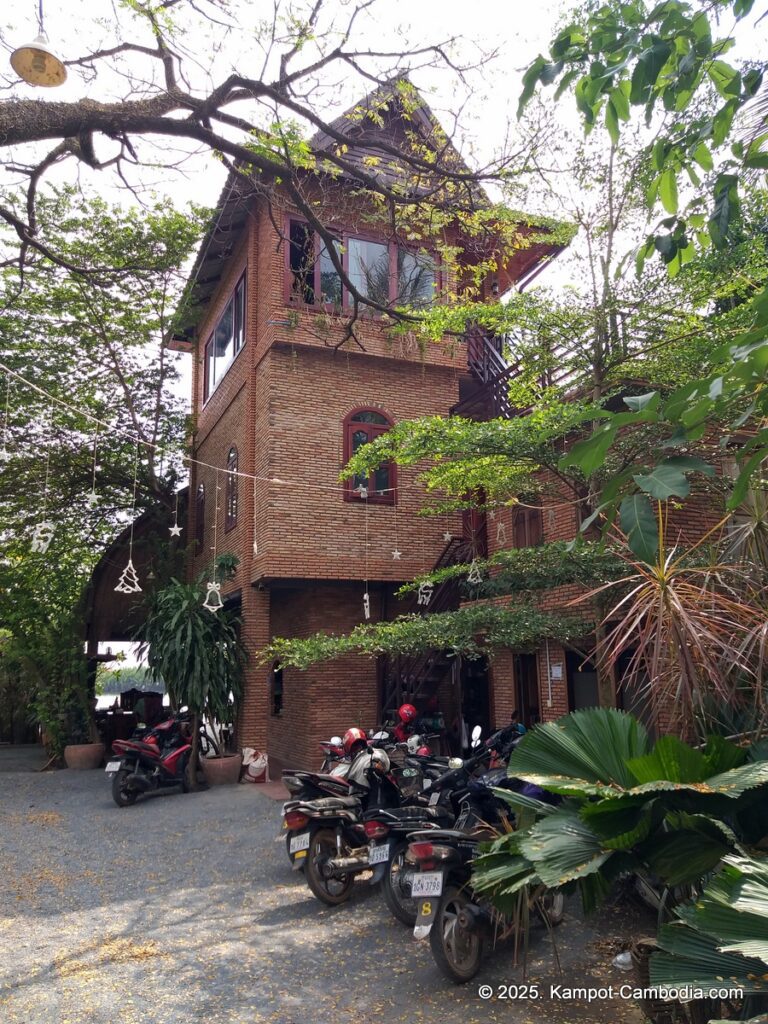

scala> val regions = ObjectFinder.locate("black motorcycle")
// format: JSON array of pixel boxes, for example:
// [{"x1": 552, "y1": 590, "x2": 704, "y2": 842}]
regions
[{"x1": 406, "y1": 769, "x2": 564, "y2": 983}]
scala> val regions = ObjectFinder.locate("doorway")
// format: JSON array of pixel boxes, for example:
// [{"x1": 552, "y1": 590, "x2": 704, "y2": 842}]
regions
[{"x1": 513, "y1": 653, "x2": 541, "y2": 728}]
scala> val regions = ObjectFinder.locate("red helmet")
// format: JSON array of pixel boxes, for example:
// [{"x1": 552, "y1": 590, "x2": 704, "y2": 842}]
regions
[
  {"x1": 398, "y1": 703, "x2": 418, "y2": 724},
  {"x1": 342, "y1": 727, "x2": 368, "y2": 755}
]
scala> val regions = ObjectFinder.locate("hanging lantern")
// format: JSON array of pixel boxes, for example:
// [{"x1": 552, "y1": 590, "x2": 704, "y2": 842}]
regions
[
  {"x1": 11, "y1": 2, "x2": 67, "y2": 88},
  {"x1": 11, "y1": 32, "x2": 66, "y2": 87},
  {"x1": 202, "y1": 581, "x2": 224, "y2": 614}
]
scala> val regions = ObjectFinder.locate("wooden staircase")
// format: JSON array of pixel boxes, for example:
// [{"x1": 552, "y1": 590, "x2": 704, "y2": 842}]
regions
[{"x1": 379, "y1": 536, "x2": 473, "y2": 715}]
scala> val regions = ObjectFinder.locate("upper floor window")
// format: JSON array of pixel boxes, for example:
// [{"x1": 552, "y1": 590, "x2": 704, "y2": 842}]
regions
[
  {"x1": 513, "y1": 501, "x2": 543, "y2": 548},
  {"x1": 286, "y1": 217, "x2": 436, "y2": 312},
  {"x1": 195, "y1": 482, "x2": 206, "y2": 551},
  {"x1": 343, "y1": 409, "x2": 396, "y2": 504},
  {"x1": 204, "y1": 273, "x2": 246, "y2": 401},
  {"x1": 225, "y1": 446, "x2": 239, "y2": 531}
]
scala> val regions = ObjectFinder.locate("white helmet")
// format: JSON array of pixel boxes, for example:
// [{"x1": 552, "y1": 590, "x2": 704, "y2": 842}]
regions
[
  {"x1": 407, "y1": 734, "x2": 422, "y2": 754},
  {"x1": 370, "y1": 748, "x2": 391, "y2": 774}
]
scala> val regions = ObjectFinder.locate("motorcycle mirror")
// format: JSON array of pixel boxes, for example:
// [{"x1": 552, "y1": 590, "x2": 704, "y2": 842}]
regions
[{"x1": 471, "y1": 725, "x2": 482, "y2": 748}]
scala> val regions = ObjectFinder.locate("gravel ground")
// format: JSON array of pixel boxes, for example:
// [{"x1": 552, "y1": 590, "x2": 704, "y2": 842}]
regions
[{"x1": 0, "y1": 756, "x2": 648, "y2": 1024}]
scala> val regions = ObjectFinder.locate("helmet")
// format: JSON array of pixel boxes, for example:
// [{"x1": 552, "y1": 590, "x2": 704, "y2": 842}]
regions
[
  {"x1": 406, "y1": 734, "x2": 422, "y2": 754},
  {"x1": 398, "y1": 703, "x2": 418, "y2": 724},
  {"x1": 342, "y1": 727, "x2": 368, "y2": 755},
  {"x1": 370, "y1": 749, "x2": 391, "y2": 774}
]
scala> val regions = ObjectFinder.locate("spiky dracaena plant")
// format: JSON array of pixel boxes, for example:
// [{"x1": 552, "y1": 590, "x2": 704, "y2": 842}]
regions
[
  {"x1": 572, "y1": 507, "x2": 767, "y2": 740},
  {"x1": 136, "y1": 559, "x2": 246, "y2": 774}
]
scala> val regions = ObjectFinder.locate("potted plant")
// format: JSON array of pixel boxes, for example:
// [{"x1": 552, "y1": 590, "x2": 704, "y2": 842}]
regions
[{"x1": 138, "y1": 556, "x2": 246, "y2": 788}]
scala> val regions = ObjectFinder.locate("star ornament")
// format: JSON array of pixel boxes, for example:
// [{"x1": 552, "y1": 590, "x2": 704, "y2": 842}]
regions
[
  {"x1": 169, "y1": 521, "x2": 183, "y2": 537},
  {"x1": 392, "y1": 549, "x2": 402, "y2": 560},
  {"x1": 443, "y1": 532, "x2": 453, "y2": 542},
  {"x1": 86, "y1": 492, "x2": 98, "y2": 507}
]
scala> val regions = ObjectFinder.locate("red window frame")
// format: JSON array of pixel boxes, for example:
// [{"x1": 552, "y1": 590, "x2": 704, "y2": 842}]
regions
[
  {"x1": 284, "y1": 216, "x2": 438, "y2": 313},
  {"x1": 225, "y1": 446, "x2": 238, "y2": 532},
  {"x1": 203, "y1": 272, "x2": 247, "y2": 403},
  {"x1": 343, "y1": 408, "x2": 396, "y2": 505}
]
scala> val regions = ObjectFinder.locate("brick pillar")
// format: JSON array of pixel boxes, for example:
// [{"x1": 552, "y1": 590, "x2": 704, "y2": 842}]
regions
[
  {"x1": 488, "y1": 650, "x2": 516, "y2": 729},
  {"x1": 538, "y1": 642, "x2": 569, "y2": 721},
  {"x1": 237, "y1": 587, "x2": 270, "y2": 750}
]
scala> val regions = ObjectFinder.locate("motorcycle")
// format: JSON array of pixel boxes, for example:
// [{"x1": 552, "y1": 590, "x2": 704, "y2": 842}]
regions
[
  {"x1": 106, "y1": 713, "x2": 193, "y2": 807},
  {"x1": 406, "y1": 765, "x2": 564, "y2": 983},
  {"x1": 286, "y1": 746, "x2": 403, "y2": 905},
  {"x1": 281, "y1": 737, "x2": 355, "y2": 870}
]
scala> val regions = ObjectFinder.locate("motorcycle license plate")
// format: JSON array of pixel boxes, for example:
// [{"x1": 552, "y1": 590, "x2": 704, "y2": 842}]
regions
[
  {"x1": 105, "y1": 760, "x2": 121, "y2": 773},
  {"x1": 411, "y1": 871, "x2": 443, "y2": 897},
  {"x1": 289, "y1": 832, "x2": 310, "y2": 855},
  {"x1": 368, "y1": 842, "x2": 390, "y2": 865}
]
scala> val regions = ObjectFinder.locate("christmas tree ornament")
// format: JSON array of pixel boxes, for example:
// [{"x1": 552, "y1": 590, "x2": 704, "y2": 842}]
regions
[
  {"x1": 115, "y1": 446, "x2": 142, "y2": 595},
  {"x1": 392, "y1": 498, "x2": 404, "y2": 561},
  {"x1": 496, "y1": 519, "x2": 507, "y2": 546},
  {"x1": 30, "y1": 521, "x2": 55, "y2": 553},
  {"x1": 467, "y1": 559, "x2": 483, "y2": 585},
  {"x1": 417, "y1": 581, "x2": 434, "y2": 607},
  {"x1": 363, "y1": 590, "x2": 371, "y2": 620},
  {"x1": 202, "y1": 581, "x2": 224, "y2": 613},
  {"x1": 443, "y1": 531, "x2": 453, "y2": 542},
  {"x1": 356, "y1": 484, "x2": 369, "y2": 499},
  {"x1": 392, "y1": 548, "x2": 402, "y2": 560},
  {"x1": 115, "y1": 558, "x2": 142, "y2": 594}
]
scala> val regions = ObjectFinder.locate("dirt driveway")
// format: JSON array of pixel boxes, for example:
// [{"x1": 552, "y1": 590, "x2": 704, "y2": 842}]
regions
[{"x1": 0, "y1": 756, "x2": 647, "y2": 1024}]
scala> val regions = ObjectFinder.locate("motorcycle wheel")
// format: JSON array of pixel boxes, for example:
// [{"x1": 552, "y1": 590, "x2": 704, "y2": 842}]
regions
[
  {"x1": 382, "y1": 840, "x2": 418, "y2": 926},
  {"x1": 429, "y1": 886, "x2": 484, "y2": 984},
  {"x1": 285, "y1": 832, "x2": 306, "y2": 873},
  {"x1": 305, "y1": 828, "x2": 354, "y2": 906},
  {"x1": 537, "y1": 890, "x2": 564, "y2": 926},
  {"x1": 112, "y1": 768, "x2": 139, "y2": 808}
]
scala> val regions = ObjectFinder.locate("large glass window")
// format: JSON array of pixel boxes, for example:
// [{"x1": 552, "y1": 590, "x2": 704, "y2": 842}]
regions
[
  {"x1": 396, "y1": 249, "x2": 435, "y2": 307},
  {"x1": 343, "y1": 409, "x2": 395, "y2": 504},
  {"x1": 204, "y1": 273, "x2": 247, "y2": 401},
  {"x1": 285, "y1": 218, "x2": 437, "y2": 312},
  {"x1": 348, "y1": 238, "x2": 390, "y2": 305}
]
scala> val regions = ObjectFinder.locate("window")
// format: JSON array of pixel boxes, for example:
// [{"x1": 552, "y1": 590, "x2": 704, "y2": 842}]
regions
[
  {"x1": 343, "y1": 409, "x2": 395, "y2": 503},
  {"x1": 286, "y1": 217, "x2": 436, "y2": 311},
  {"x1": 513, "y1": 501, "x2": 543, "y2": 548},
  {"x1": 195, "y1": 483, "x2": 206, "y2": 551},
  {"x1": 225, "y1": 446, "x2": 238, "y2": 531},
  {"x1": 204, "y1": 273, "x2": 246, "y2": 400}
]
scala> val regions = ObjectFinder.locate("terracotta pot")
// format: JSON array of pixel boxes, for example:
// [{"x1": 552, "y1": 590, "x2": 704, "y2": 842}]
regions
[
  {"x1": 64, "y1": 742, "x2": 105, "y2": 770},
  {"x1": 201, "y1": 753, "x2": 242, "y2": 786}
]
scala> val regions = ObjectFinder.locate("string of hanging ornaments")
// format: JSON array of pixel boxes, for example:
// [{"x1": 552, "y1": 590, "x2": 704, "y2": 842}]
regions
[
  {"x1": 0, "y1": 363, "x2": 512, "y2": 606},
  {"x1": 10, "y1": 0, "x2": 67, "y2": 87}
]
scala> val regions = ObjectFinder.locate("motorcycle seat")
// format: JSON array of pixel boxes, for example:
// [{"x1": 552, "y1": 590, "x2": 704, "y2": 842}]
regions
[
  {"x1": 302, "y1": 795, "x2": 361, "y2": 811},
  {"x1": 113, "y1": 739, "x2": 161, "y2": 757}
]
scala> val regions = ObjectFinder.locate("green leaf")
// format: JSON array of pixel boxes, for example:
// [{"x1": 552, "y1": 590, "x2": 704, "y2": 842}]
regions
[
  {"x1": 692, "y1": 141, "x2": 713, "y2": 171},
  {"x1": 619, "y1": 494, "x2": 659, "y2": 563},
  {"x1": 508, "y1": 708, "x2": 650, "y2": 791},
  {"x1": 659, "y1": 167, "x2": 679, "y2": 214},
  {"x1": 518, "y1": 811, "x2": 612, "y2": 886},
  {"x1": 640, "y1": 830, "x2": 730, "y2": 885},
  {"x1": 627, "y1": 736, "x2": 708, "y2": 784},
  {"x1": 727, "y1": 448, "x2": 767, "y2": 510},
  {"x1": 518, "y1": 56, "x2": 547, "y2": 118},
  {"x1": 633, "y1": 465, "x2": 691, "y2": 500},
  {"x1": 580, "y1": 796, "x2": 658, "y2": 851},
  {"x1": 708, "y1": 59, "x2": 741, "y2": 99},
  {"x1": 661, "y1": 455, "x2": 714, "y2": 477},
  {"x1": 605, "y1": 97, "x2": 620, "y2": 144},
  {"x1": 559, "y1": 426, "x2": 617, "y2": 475}
]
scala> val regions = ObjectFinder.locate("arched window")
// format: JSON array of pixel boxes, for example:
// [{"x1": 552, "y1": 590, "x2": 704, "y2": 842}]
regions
[
  {"x1": 225, "y1": 446, "x2": 238, "y2": 531},
  {"x1": 343, "y1": 408, "x2": 396, "y2": 504},
  {"x1": 195, "y1": 482, "x2": 205, "y2": 551}
]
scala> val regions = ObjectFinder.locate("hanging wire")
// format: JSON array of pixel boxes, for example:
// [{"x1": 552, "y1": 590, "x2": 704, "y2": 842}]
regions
[{"x1": 37, "y1": 0, "x2": 45, "y2": 35}]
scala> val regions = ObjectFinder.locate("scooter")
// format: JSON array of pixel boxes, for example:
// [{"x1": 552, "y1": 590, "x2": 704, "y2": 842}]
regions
[{"x1": 106, "y1": 716, "x2": 193, "y2": 807}]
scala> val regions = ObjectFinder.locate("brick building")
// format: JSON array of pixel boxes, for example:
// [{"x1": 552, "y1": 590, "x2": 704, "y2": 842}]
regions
[{"x1": 168, "y1": 82, "x2": 568, "y2": 770}]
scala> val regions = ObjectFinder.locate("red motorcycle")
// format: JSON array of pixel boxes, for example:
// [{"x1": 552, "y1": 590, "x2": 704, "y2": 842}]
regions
[{"x1": 106, "y1": 715, "x2": 193, "y2": 807}]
